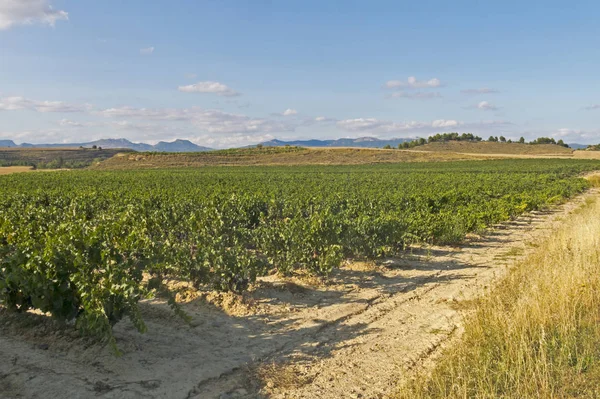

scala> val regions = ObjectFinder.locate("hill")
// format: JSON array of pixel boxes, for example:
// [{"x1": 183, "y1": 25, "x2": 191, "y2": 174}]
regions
[
  {"x1": 1, "y1": 138, "x2": 211, "y2": 152},
  {"x1": 415, "y1": 141, "x2": 574, "y2": 155},
  {"x1": 0, "y1": 147, "x2": 133, "y2": 169},
  {"x1": 93, "y1": 146, "x2": 495, "y2": 170}
]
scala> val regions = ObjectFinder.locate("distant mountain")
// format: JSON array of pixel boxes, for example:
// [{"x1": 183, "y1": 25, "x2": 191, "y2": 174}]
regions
[
  {"x1": 1, "y1": 138, "x2": 212, "y2": 152},
  {"x1": 568, "y1": 143, "x2": 589, "y2": 150},
  {"x1": 153, "y1": 139, "x2": 211, "y2": 152},
  {"x1": 0, "y1": 140, "x2": 17, "y2": 147},
  {"x1": 257, "y1": 137, "x2": 415, "y2": 148}
]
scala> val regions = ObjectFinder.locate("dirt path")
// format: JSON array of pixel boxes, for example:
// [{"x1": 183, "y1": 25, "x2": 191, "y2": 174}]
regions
[{"x1": 1, "y1": 188, "x2": 598, "y2": 399}]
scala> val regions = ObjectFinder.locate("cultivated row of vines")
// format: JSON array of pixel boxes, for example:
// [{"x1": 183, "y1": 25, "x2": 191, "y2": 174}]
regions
[{"x1": 0, "y1": 159, "x2": 598, "y2": 346}]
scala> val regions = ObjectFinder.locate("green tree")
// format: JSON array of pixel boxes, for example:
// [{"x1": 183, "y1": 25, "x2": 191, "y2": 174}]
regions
[
  {"x1": 499, "y1": 136, "x2": 506, "y2": 142},
  {"x1": 519, "y1": 137, "x2": 525, "y2": 144}
]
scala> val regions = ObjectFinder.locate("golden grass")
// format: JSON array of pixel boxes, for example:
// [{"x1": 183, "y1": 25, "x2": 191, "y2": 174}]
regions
[
  {"x1": 574, "y1": 151, "x2": 600, "y2": 160},
  {"x1": 397, "y1": 196, "x2": 600, "y2": 398},
  {"x1": 586, "y1": 174, "x2": 600, "y2": 187},
  {"x1": 0, "y1": 166, "x2": 33, "y2": 175}
]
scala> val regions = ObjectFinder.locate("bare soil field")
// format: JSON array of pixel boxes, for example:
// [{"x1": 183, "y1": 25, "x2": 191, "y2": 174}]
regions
[
  {"x1": 1, "y1": 184, "x2": 597, "y2": 399},
  {"x1": 0, "y1": 166, "x2": 34, "y2": 175}
]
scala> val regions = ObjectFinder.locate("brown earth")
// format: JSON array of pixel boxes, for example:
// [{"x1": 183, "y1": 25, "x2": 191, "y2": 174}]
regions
[
  {"x1": 1, "y1": 183, "x2": 598, "y2": 399},
  {"x1": 92, "y1": 147, "x2": 492, "y2": 170},
  {"x1": 0, "y1": 166, "x2": 34, "y2": 175}
]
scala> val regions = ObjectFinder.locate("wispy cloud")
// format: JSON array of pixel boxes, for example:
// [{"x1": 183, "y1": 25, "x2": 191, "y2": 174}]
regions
[
  {"x1": 178, "y1": 81, "x2": 240, "y2": 97},
  {"x1": 337, "y1": 118, "x2": 460, "y2": 134},
  {"x1": 475, "y1": 101, "x2": 498, "y2": 111},
  {"x1": 390, "y1": 91, "x2": 442, "y2": 100},
  {"x1": 282, "y1": 108, "x2": 297, "y2": 116},
  {"x1": 0, "y1": 96, "x2": 89, "y2": 113},
  {"x1": 0, "y1": 0, "x2": 68, "y2": 30},
  {"x1": 336, "y1": 117, "x2": 511, "y2": 135},
  {"x1": 384, "y1": 76, "x2": 442, "y2": 89},
  {"x1": 583, "y1": 104, "x2": 600, "y2": 111},
  {"x1": 461, "y1": 88, "x2": 499, "y2": 95},
  {"x1": 140, "y1": 46, "x2": 155, "y2": 55},
  {"x1": 543, "y1": 128, "x2": 600, "y2": 143},
  {"x1": 315, "y1": 116, "x2": 336, "y2": 122},
  {"x1": 98, "y1": 106, "x2": 294, "y2": 134}
]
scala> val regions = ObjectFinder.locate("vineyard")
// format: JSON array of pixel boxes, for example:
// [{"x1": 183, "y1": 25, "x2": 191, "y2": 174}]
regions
[{"x1": 1, "y1": 159, "x2": 599, "y2": 348}]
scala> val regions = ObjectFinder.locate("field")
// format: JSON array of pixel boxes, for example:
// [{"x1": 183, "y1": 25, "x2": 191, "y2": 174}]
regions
[
  {"x1": 93, "y1": 146, "x2": 494, "y2": 170},
  {"x1": 2, "y1": 158, "x2": 600, "y2": 398},
  {"x1": 0, "y1": 147, "x2": 133, "y2": 169}
]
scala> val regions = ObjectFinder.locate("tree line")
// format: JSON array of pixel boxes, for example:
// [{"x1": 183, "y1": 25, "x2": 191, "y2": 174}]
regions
[{"x1": 383, "y1": 133, "x2": 570, "y2": 149}]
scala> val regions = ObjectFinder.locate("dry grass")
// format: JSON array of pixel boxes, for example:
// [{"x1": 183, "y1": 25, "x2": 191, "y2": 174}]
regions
[
  {"x1": 93, "y1": 147, "x2": 490, "y2": 170},
  {"x1": 574, "y1": 151, "x2": 600, "y2": 160},
  {"x1": 0, "y1": 166, "x2": 33, "y2": 175},
  {"x1": 586, "y1": 174, "x2": 600, "y2": 187},
  {"x1": 397, "y1": 196, "x2": 600, "y2": 398},
  {"x1": 252, "y1": 361, "x2": 313, "y2": 393},
  {"x1": 416, "y1": 141, "x2": 574, "y2": 155}
]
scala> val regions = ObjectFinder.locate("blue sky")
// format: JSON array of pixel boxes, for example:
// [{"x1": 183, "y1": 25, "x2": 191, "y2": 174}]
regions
[{"x1": 1, "y1": 0, "x2": 599, "y2": 147}]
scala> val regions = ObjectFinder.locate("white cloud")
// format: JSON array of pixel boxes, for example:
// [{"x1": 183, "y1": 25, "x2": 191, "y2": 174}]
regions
[
  {"x1": 178, "y1": 81, "x2": 240, "y2": 97},
  {"x1": 185, "y1": 73, "x2": 198, "y2": 79},
  {"x1": 548, "y1": 128, "x2": 600, "y2": 142},
  {"x1": 315, "y1": 116, "x2": 336, "y2": 122},
  {"x1": 583, "y1": 104, "x2": 600, "y2": 111},
  {"x1": 197, "y1": 133, "x2": 276, "y2": 148},
  {"x1": 336, "y1": 118, "x2": 511, "y2": 135},
  {"x1": 98, "y1": 106, "x2": 294, "y2": 134},
  {"x1": 58, "y1": 119, "x2": 87, "y2": 127},
  {"x1": 384, "y1": 76, "x2": 442, "y2": 89},
  {"x1": 336, "y1": 118, "x2": 460, "y2": 134},
  {"x1": 0, "y1": 0, "x2": 68, "y2": 30},
  {"x1": 475, "y1": 101, "x2": 498, "y2": 111},
  {"x1": 282, "y1": 108, "x2": 297, "y2": 116},
  {"x1": 140, "y1": 46, "x2": 155, "y2": 55},
  {"x1": 0, "y1": 96, "x2": 88, "y2": 113},
  {"x1": 461, "y1": 88, "x2": 499, "y2": 95},
  {"x1": 390, "y1": 91, "x2": 441, "y2": 99}
]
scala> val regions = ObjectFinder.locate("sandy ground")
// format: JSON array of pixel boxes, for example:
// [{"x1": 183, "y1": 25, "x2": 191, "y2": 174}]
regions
[
  {"x1": 0, "y1": 166, "x2": 33, "y2": 175},
  {"x1": 0, "y1": 167, "x2": 69, "y2": 175},
  {"x1": 1, "y1": 188, "x2": 598, "y2": 399}
]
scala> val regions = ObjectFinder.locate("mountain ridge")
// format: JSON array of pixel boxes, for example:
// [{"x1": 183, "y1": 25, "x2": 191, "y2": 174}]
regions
[
  {"x1": 1, "y1": 138, "x2": 211, "y2": 152},
  {"x1": 0, "y1": 137, "x2": 594, "y2": 151},
  {"x1": 255, "y1": 137, "x2": 416, "y2": 148}
]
